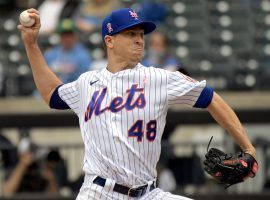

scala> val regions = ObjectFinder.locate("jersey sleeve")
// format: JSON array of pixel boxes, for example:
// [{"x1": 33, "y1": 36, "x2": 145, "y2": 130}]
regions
[
  {"x1": 167, "y1": 71, "x2": 213, "y2": 108},
  {"x1": 57, "y1": 80, "x2": 80, "y2": 114}
]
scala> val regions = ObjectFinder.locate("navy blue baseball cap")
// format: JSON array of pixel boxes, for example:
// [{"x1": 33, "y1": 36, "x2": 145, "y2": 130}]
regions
[{"x1": 102, "y1": 8, "x2": 156, "y2": 41}]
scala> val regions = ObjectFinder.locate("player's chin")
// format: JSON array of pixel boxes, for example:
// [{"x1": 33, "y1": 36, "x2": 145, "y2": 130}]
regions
[
  {"x1": 133, "y1": 51, "x2": 143, "y2": 60},
  {"x1": 132, "y1": 55, "x2": 142, "y2": 63}
]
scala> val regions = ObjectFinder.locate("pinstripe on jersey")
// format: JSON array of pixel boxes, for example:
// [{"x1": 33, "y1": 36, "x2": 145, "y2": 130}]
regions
[{"x1": 58, "y1": 63, "x2": 206, "y2": 187}]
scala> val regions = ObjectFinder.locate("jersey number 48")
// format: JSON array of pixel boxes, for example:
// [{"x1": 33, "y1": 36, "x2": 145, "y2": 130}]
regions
[{"x1": 128, "y1": 120, "x2": 157, "y2": 142}]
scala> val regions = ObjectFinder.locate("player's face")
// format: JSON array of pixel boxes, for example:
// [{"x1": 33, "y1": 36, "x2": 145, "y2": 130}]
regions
[{"x1": 112, "y1": 26, "x2": 145, "y2": 65}]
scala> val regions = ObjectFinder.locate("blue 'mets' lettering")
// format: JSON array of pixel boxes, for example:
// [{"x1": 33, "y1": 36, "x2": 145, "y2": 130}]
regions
[
  {"x1": 84, "y1": 84, "x2": 146, "y2": 122},
  {"x1": 125, "y1": 84, "x2": 146, "y2": 110},
  {"x1": 110, "y1": 97, "x2": 124, "y2": 113},
  {"x1": 84, "y1": 87, "x2": 107, "y2": 122}
]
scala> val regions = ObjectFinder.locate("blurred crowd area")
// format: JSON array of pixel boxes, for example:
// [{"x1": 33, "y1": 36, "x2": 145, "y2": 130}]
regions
[
  {"x1": 0, "y1": 128, "x2": 85, "y2": 198},
  {"x1": 0, "y1": 0, "x2": 270, "y2": 97}
]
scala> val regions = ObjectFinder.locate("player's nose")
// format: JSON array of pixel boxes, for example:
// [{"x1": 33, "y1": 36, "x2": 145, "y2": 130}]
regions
[{"x1": 135, "y1": 35, "x2": 144, "y2": 46}]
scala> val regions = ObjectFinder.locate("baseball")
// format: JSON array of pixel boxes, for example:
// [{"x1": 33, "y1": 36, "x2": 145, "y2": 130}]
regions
[{"x1": 19, "y1": 10, "x2": 35, "y2": 27}]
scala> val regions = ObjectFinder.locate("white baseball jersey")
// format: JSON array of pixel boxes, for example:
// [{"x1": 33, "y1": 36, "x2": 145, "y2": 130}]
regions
[{"x1": 57, "y1": 63, "x2": 207, "y2": 187}]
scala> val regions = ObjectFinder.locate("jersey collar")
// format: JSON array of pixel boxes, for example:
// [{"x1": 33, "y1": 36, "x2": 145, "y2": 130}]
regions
[{"x1": 102, "y1": 63, "x2": 143, "y2": 78}]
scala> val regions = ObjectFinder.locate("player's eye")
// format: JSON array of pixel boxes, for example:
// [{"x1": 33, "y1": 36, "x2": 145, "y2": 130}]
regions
[{"x1": 128, "y1": 32, "x2": 135, "y2": 37}]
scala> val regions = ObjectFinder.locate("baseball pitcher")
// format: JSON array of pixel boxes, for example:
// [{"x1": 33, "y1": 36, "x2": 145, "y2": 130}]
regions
[{"x1": 18, "y1": 8, "x2": 258, "y2": 200}]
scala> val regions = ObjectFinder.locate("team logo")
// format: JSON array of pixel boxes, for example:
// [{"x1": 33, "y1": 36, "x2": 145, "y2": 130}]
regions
[
  {"x1": 84, "y1": 84, "x2": 146, "y2": 122},
  {"x1": 129, "y1": 10, "x2": 139, "y2": 20},
  {"x1": 107, "y1": 23, "x2": 113, "y2": 33}
]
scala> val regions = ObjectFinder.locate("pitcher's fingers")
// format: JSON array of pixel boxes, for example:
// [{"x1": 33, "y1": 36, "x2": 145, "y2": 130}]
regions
[
  {"x1": 17, "y1": 24, "x2": 33, "y2": 33},
  {"x1": 29, "y1": 12, "x2": 40, "y2": 21},
  {"x1": 27, "y1": 8, "x2": 39, "y2": 15},
  {"x1": 28, "y1": 13, "x2": 41, "y2": 27},
  {"x1": 17, "y1": 24, "x2": 27, "y2": 31}
]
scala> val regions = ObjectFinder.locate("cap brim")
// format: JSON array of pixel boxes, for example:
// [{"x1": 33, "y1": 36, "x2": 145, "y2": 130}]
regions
[{"x1": 112, "y1": 21, "x2": 156, "y2": 36}]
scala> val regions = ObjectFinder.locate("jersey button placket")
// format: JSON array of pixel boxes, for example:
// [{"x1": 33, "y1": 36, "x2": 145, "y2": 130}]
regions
[
  {"x1": 112, "y1": 76, "x2": 123, "y2": 140},
  {"x1": 112, "y1": 76, "x2": 117, "y2": 91},
  {"x1": 111, "y1": 116, "x2": 121, "y2": 140}
]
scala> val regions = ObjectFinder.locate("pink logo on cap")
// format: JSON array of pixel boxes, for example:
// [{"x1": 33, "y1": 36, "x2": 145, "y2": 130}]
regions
[
  {"x1": 107, "y1": 23, "x2": 113, "y2": 33},
  {"x1": 129, "y1": 10, "x2": 139, "y2": 20}
]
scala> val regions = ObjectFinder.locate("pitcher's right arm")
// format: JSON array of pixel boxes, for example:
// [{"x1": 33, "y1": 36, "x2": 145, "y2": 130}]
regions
[{"x1": 18, "y1": 9, "x2": 62, "y2": 105}]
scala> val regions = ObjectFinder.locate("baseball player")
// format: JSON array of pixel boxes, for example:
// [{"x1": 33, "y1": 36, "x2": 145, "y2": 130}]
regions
[{"x1": 18, "y1": 8, "x2": 257, "y2": 200}]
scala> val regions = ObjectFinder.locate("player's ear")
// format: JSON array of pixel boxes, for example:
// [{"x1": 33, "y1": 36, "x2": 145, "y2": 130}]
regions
[{"x1": 104, "y1": 35, "x2": 114, "y2": 48}]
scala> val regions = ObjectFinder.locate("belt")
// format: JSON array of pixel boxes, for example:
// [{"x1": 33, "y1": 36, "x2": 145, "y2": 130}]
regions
[{"x1": 93, "y1": 176, "x2": 155, "y2": 198}]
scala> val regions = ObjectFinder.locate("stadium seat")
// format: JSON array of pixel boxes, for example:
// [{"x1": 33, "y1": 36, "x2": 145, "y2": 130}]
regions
[
  {"x1": 257, "y1": 53, "x2": 270, "y2": 89},
  {"x1": 167, "y1": 14, "x2": 209, "y2": 42},
  {"x1": 170, "y1": 0, "x2": 207, "y2": 19}
]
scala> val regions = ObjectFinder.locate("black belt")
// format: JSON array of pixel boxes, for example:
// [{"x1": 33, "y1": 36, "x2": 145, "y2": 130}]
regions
[{"x1": 93, "y1": 176, "x2": 155, "y2": 198}]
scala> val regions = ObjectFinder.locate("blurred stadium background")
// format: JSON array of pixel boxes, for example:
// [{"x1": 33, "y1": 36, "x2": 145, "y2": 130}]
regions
[{"x1": 0, "y1": 0, "x2": 270, "y2": 199}]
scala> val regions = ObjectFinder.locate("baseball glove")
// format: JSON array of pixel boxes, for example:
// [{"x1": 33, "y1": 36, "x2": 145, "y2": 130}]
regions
[{"x1": 203, "y1": 138, "x2": 258, "y2": 188}]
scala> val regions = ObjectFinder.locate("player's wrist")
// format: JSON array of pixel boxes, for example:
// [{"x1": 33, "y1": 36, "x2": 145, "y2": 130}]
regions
[
  {"x1": 24, "y1": 42, "x2": 39, "y2": 49},
  {"x1": 243, "y1": 147, "x2": 256, "y2": 159}
]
